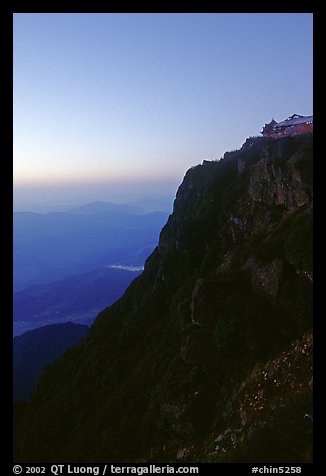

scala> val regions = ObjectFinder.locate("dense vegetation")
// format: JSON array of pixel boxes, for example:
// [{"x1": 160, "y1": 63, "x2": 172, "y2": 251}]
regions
[{"x1": 14, "y1": 134, "x2": 313, "y2": 462}]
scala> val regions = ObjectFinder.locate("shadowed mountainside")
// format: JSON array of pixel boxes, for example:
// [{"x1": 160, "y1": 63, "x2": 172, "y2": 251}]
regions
[
  {"x1": 14, "y1": 323, "x2": 89, "y2": 401},
  {"x1": 14, "y1": 134, "x2": 313, "y2": 463}
]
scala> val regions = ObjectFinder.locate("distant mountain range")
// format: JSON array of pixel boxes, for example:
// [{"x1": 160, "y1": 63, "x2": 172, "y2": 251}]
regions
[
  {"x1": 14, "y1": 322, "x2": 89, "y2": 401},
  {"x1": 67, "y1": 201, "x2": 143, "y2": 215},
  {"x1": 14, "y1": 207, "x2": 168, "y2": 290},
  {"x1": 14, "y1": 197, "x2": 174, "y2": 214},
  {"x1": 14, "y1": 265, "x2": 142, "y2": 336}
]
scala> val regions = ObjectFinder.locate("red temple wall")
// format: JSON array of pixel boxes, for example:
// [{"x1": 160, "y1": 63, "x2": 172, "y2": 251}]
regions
[{"x1": 264, "y1": 122, "x2": 313, "y2": 137}]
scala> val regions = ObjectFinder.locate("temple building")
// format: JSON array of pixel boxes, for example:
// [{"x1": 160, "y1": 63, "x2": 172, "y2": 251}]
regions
[{"x1": 261, "y1": 114, "x2": 313, "y2": 137}]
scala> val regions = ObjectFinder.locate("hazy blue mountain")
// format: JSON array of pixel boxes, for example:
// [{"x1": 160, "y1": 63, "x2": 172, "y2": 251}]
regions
[
  {"x1": 14, "y1": 209, "x2": 168, "y2": 290},
  {"x1": 13, "y1": 322, "x2": 89, "y2": 400},
  {"x1": 67, "y1": 201, "x2": 144, "y2": 215},
  {"x1": 14, "y1": 266, "x2": 143, "y2": 336}
]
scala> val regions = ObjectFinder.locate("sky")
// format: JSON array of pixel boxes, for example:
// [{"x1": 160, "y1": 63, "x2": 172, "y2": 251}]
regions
[{"x1": 13, "y1": 13, "x2": 313, "y2": 212}]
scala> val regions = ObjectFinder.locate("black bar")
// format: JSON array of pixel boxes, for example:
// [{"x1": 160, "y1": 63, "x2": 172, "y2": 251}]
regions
[{"x1": 9, "y1": 462, "x2": 315, "y2": 476}]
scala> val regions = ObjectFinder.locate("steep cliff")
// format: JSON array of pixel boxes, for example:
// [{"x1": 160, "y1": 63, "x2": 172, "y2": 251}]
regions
[{"x1": 14, "y1": 134, "x2": 313, "y2": 463}]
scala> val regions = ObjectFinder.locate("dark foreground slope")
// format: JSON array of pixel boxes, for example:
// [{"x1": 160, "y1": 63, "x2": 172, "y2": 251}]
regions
[
  {"x1": 14, "y1": 134, "x2": 313, "y2": 463},
  {"x1": 13, "y1": 323, "x2": 89, "y2": 400}
]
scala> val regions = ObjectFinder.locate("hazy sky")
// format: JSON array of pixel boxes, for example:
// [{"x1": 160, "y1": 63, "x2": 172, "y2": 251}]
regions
[{"x1": 13, "y1": 13, "x2": 313, "y2": 211}]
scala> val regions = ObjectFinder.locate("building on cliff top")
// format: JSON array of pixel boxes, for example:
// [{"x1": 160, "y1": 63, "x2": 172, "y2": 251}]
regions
[{"x1": 261, "y1": 114, "x2": 313, "y2": 137}]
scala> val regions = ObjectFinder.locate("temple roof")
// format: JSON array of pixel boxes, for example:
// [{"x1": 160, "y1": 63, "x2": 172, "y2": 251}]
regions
[
  {"x1": 265, "y1": 119, "x2": 277, "y2": 126},
  {"x1": 275, "y1": 115, "x2": 313, "y2": 128},
  {"x1": 261, "y1": 119, "x2": 277, "y2": 135}
]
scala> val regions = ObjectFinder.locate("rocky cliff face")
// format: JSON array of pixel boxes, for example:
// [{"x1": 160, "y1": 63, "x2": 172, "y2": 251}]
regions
[{"x1": 14, "y1": 134, "x2": 313, "y2": 463}]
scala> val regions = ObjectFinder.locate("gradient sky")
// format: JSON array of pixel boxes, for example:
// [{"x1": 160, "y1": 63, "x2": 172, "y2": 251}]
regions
[{"x1": 13, "y1": 13, "x2": 313, "y2": 211}]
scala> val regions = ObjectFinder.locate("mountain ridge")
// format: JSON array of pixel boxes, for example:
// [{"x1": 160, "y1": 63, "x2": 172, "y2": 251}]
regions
[
  {"x1": 14, "y1": 209, "x2": 168, "y2": 290},
  {"x1": 66, "y1": 201, "x2": 144, "y2": 215},
  {"x1": 14, "y1": 134, "x2": 313, "y2": 462},
  {"x1": 14, "y1": 266, "x2": 143, "y2": 336}
]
